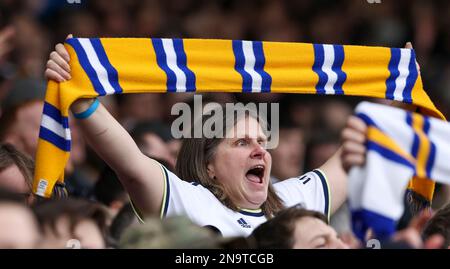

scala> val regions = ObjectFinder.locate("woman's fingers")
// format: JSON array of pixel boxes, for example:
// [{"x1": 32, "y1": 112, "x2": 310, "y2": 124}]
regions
[
  {"x1": 45, "y1": 35, "x2": 73, "y2": 82},
  {"x1": 343, "y1": 140, "x2": 366, "y2": 155},
  {"x1": 342, "y1": 116, "x2": 367, "y2": 144},
  {"x1": 341, "y1": 115, "x2": 368, "y2": 171},
  {"x1": 45, "y1": 68, "x2": 66, "y2": 82},
  {"x1": 405, "y1": 41, "x2": 421, "y2": 73},
  {"x1": 49, "y1": 50, "x2": 71, "y2": 73},
  {"x1": 55, "y1": 43, "x2": 70, "y2": 63},
  {"x1": 44, "y1": 35, "x2": 74, "y2": 82},
  {"x1": 347, "y1": 117, "x2": 367, "y2": 134},
  {"x1": 347, "y1": 115, "x2": 367, "y2": 133},
  {"x1": 341, "y1": 152, "x2": 366, "y2": 172},
  {"x1": 46, "y1": 59, "x2": 71, "y2": 80}
]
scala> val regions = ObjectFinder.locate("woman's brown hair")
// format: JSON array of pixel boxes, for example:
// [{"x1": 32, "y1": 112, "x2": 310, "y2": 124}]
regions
[{"x1": 0, "y1": 143, "x2": 34, "y2": 190}]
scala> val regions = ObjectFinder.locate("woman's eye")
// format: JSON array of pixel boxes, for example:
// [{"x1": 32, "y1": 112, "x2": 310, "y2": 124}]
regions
[
  {"x1": 237, "y1": 139, "x2": 247, "y2": 146},
  {"x1": 258, "y1": 140, "x2": 267, "y2": 148}
]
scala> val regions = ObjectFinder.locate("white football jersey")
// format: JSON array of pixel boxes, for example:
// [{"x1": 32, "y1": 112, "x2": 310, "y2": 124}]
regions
[{"x1": 137, "y1": 164, "x2": 330, "y2": 238}]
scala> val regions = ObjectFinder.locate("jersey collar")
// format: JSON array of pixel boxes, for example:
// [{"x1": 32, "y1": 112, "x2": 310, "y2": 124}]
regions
[{"x1": 238, "y1": 208, "x2": 264, "y2": 217}]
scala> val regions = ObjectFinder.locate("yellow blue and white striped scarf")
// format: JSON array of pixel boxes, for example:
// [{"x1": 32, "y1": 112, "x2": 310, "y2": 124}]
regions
[
  {"x1": 33, "y1": 38, "x2": 444, "y2": 198},
  {"x1": 349, "y1": 102, "x2": 450, "y2": 240}
]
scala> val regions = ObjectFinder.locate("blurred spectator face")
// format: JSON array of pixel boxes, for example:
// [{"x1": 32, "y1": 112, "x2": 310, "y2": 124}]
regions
[
  {"x1": 167, "y1": 139, "x2": 181, "y2": 165},
  {"x1": 131, "y1": 120, "x2": 178, "y2": 168},
  {"x1": 320, "y1": 100, "x2": 352, "y2": 132},
  {"x1": 0, "y1": 144, "x2": 34, "y2": 204},
  {"x1": 12, "y1": 16, "x2": 50, "y2": 78},
  {"x1": 39, "y1": 216, "x2": 105, "y2": 249},
  {"x1": 292, "y1": 216, "x2": 348, "y2": 249},
  {"x1": 289, "y1": 102, "x2": 315, "y2": 129},
  {"x1": 270, "y1": 128, "x2": 305, "y2": 180},
  {"x1": 251, "y1": 207, "x2": 348, "y2": 249},
  {"x1": 184, "y1": 3, "x2": 224, "y2": 38},
  {"x1": 258, "y1": 1, "x2": 300, "y2": 42},
  {"x1": 0, "y1": 203, "x2": 39, "y2": 248},
  {"x1": 135, "y1": 4, "x2": 163, "y2": 37},
  {"x1": 72, "y1": 219, "x2": 106, "y2": 249},
  {"x1": 0, "y1": 163, "x2": 30, "y2": 198},
  {"x1": 0, "y1": 26, "x2": 15, "y2": 64},
  {"x1": 34, "y1": 199, "x2": 107, "y2": 249},
  {"x1": 3, "y1": 100, "x2": 43, "y2": 157},
  {"x1": 308, "y1": 142, "x2": 340, "y2": 169},
  {"x1": 64, "y1": 12, "x2": 99, "y2": 38},
  {"x1": 104, "y1": 10, "x2": 131, "y2": 37},
  {"x1": 119, "y1": 94, "x2": 164, "y2": 129},
  {"x1": 140, "y1": 133, "x2": 175, "y2": 168}
]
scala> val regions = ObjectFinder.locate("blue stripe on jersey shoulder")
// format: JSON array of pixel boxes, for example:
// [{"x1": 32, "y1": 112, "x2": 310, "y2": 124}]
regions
[{"x1": 312, "y1": 169, "x2": 330, "y2": 218}]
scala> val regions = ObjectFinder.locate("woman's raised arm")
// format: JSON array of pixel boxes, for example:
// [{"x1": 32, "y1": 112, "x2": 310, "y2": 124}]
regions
[{"x1": 45, "y1": 38, "x2": 164, "y2": 217}]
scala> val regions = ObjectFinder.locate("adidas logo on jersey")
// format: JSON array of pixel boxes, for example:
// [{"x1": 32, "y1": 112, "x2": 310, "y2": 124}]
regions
[{"x1": 237, "y1": 218, "x2": 251, "y2": 228}]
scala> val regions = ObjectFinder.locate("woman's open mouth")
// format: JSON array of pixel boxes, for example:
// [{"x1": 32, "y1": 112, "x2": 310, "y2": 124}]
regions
[{"x1": 245, "y1": 165, "x2": 265, "y2": 184}]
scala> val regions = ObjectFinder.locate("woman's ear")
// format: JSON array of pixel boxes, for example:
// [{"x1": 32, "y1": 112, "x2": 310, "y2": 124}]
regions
[{"x1": 207, "y1": 163, "x2": 215, "y2": 179}]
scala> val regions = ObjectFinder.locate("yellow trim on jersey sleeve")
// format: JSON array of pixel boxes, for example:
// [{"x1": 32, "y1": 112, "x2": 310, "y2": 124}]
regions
[{"x1": 129, "y1": 198, "x2": 145, "y2": 224}]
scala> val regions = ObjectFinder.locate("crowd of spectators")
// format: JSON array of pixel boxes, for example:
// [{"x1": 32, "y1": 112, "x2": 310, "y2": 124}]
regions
[{"x1": 0, "y1": 0, "x2": 448, "y2": 249}]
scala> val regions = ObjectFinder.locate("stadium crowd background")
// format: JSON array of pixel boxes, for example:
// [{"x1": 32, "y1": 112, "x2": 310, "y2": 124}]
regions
[{"x1": 0, "y1": 0, "x2": 449, "y2": 249}]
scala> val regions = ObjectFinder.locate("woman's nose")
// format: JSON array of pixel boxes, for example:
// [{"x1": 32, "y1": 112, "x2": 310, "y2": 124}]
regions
[{"x1": 250, "y1": 142, "x2": 267, "y2": 159}]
